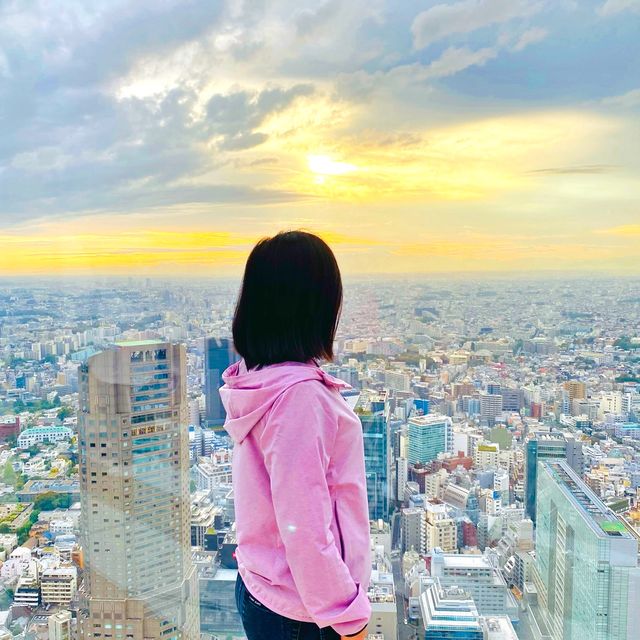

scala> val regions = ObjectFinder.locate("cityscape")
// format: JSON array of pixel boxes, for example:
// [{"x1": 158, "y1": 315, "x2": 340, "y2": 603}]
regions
[{"x1": 0, "y1": 276, "x2": 639, "y2": 640}]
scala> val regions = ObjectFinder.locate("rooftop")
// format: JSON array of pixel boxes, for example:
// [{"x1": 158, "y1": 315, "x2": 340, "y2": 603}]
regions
[
  {"x1": 115, "y1": 339, "x2": 166, "y2": 347},
  {"x1": 544, "y1": 460, "x2": 633, "y2": 539}
]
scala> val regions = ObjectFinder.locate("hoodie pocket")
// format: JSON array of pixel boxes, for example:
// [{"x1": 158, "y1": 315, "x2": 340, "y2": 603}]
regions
[{"x1": 333, "y1": 500, "x2": 345, "y2": 561}]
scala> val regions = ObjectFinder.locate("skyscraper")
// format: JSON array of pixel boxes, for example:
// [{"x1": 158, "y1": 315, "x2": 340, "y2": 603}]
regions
[
  {"x1": 407, "y1": 415, "x2": 452, "y2": 465},
  {"x1": 533, "y1": 460, "x2": 640, "y2": 640},
  {"x1": 355, "y1": 390, "x2": 389, "y2": 521},
  {"x1": 525, "y1": 431, "x2": 583, "y2": 522},
  {"x1": 78, "y1": 341, "x2": 199, "y2": 640},
  {"x1": 204, "y1": 337, "x2": 239, "y2": 428}
]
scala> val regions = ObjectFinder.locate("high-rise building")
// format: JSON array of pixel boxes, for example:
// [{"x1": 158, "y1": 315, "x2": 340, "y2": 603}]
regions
[
  {"x1": 355, "y1": 391, "x2": 390, "y2": 521},
  {"x1": 204, "y1": 337, "x2": 239, "y2": 428},
  {"x1": 525, "y1": 432, "x2": 583, "y2": 522},
  {"x1": 78, "y1": 341, "x2": 199, "y2": 640},
  {"x1": 401, "y1": 507, "x2": 426, "y2": 554},
  {"x1": 424, "y1": 499, "x2": 457, "y2": 553},
  {"x1": 500, "y1": 388, "x2": 523, "y2": 412},
  {"x1": 407, "y1": 415, "x2": 452, "y2": 465},
  {"x1": 533, "y1": 460, "x2": 640, "y2": 640},
  {"x1": 479, "y1": 393, "x2": 503, "y2": 425},
  {"x1": 563, "y1": 381, "x2": 586, "y2": 404}
]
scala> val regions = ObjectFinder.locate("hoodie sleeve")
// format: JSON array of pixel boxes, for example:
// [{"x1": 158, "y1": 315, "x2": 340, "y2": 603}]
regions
[{"x1": 260, "y1": 382, "x2": 371, "y2": 636}]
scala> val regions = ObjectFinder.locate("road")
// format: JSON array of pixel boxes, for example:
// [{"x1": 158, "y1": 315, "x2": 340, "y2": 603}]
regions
[{"x1": 391, "y1": 554, "x2": 421, "y2": 640}]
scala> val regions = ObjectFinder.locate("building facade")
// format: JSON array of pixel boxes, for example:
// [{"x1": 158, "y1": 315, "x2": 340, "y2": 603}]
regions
[
  {"x1": 407, "y1": 415, "x2": 452, "y2": 465},
  {"x1": 533, "y1": 460, "x2": 640, "y2": 640},
  {"x1": 356, "y1": 392, "x2": 390, "y2": 521},
  {"x1": 204, "y1": 337, "x2": 238, "y2": 428},
  {"x1": 78, "y1": 341, "x2": 199, "y2": 640},
  {"x1": 525, "y1": 432, "x2": 583, "y2": 523}
]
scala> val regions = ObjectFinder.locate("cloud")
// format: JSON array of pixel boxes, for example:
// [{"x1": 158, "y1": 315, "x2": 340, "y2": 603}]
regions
[
  {"x1": 601, "y1": 88, "x2": 640, "y2": 108},
  {"x1": 596, "y1": 224, "x2": 640, "y2": 236},
  {"x1": 416, "y1": 46, "x2": 499, "y2": 79},
  {"x1": 526, "y1": 164, "x2": 617, "y2": 175},
  {"x1": 0, "y1": 72, "x2": 314, "y2": 220},
  {"x1": 513, "y1": 27, "x2": 549, "y2": 51},
  {"x1": 411, "y1": 0, "x2": 543, "y2": 49},
  {"x1": 295, "y1": 1, "x2": 342, "y2": 36},
  {"x1": 205, "y1": 84, "x2": 314, "y2": 149},
  {"x1": 599, "y1": 0, "x2": 640, "y2": 16}
]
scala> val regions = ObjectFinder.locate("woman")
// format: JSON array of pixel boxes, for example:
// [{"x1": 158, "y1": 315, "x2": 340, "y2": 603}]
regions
[{"x1": 220, "y1": 230, "x2": 371, "y2": 640}]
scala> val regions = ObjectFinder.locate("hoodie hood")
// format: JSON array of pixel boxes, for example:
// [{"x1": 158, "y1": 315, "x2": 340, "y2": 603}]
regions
[{"x1": 220, "y1": 360, "x2": 352, "y2": 444}]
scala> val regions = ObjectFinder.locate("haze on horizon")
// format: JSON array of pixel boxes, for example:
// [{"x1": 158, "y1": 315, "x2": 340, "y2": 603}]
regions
[{"x1": 1, "y1": 0, "x2": 639, "y2": 276}]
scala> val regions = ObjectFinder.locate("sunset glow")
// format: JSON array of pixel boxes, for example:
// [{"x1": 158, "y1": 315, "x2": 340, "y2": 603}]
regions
[{"x1": 1, "y1": 2, "x2": 639, "y2": 275}]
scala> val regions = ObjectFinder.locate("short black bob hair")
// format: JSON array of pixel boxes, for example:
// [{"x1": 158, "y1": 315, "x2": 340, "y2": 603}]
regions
[{"x1": 232, "y1": 230, "x2": 342, "y2": 370}]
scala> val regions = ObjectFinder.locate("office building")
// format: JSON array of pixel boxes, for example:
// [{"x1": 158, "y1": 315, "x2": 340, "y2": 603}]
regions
[
  {"x1": 78, "y1": 341, "x2": 199, "y2": 640},
  {"x1": 533, "y1": 460, "x2": 640, "y2": 640},
  {"x1": 190, "y1": 493, "x2": 222, "y2": 548},
  {"x1": 14, "y1": 573, "x2": 40, "y2": 607},
  {"x1": 429, "y1": 549, "x2": 519, "y2": 621},
  {"x1": 194, "y1": 449, "x2": 233, "y2": 491},
  {"x1": 525, "y1": 432, "x2": 583, "y2": 522},
  {"x1": 425, "y1": 500, "x2": 457, "y2": 553},
  {"x1": 402, "y1": 507, "x2": 426, "y2": 554},
  {"x1": 407, "y1": 415, "x2": 452, "y2": 465},
  {"x1": 420, "y1": 579, "x2": 483, "y2": 640},
  {"x1": 480, "y1": 393, "x2": 503, "y2": 425},
  {"x1": 204, "y1": 337, "x2": 238, "y2": 428},
  {"x1": 500, "y1": 388, "x2": 523, "y2": 412},
  {"x1": 48, "y1": 610, "x2": 73, "y2": 640},
  {"x1": 199, "y1": 564, "x2": 244, "y2": 638},
  {"x1": 41, "y1": 566, "x2": 77, "y2": 605},
  {"x1": 0, "y1": 415, "x2": 20, "y2": 441},
  {"x1": 563, "y1": 381, "x2": 586, "y2": 404},
  {"x1": 356, "y1": 391, "x2": 390, "y2": 521},
  {"x1": 368, "y1": 544, "x2": 397, "y2": 640}
]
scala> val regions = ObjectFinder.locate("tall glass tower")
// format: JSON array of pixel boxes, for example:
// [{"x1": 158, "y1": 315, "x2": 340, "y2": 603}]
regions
[
  {"x1": 78, "y1": 341, "x2": 199, "y2": 640},
  {"x1": 524, "y1": 432, "x2": 583, "y2": 523},
  {"x1": 355, "y1": 391, "x2": 389, "y2": 521},
  {"x1": 533, "y1": 460, "x2": 640, "y2": 640},
  {"x1": 204, "y1": 337, "x2": 239, "y2": 428},
  {"x1": 407, "y1": 415, "x2": 452, "y2": 465}
]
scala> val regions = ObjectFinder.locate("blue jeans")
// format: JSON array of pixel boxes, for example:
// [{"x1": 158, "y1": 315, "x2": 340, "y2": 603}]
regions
[{"x1": 235, "y1": 573, "x2": 341, "y2": 640}]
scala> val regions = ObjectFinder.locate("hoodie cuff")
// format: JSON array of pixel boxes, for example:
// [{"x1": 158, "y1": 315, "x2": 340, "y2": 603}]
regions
[{"x1": 329, "y1": 583, "x2": 371, "y2": 637}]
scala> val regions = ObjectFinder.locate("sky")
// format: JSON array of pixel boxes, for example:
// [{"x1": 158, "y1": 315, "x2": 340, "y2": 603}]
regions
[{"x1": 0, "y1": 0, "x2": 639, "y2": 276}]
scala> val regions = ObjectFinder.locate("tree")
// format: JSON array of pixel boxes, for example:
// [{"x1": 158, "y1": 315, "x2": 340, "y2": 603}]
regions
[
  {"x1": 57, "y1": 406, "x2": 74, "y2": 421},
  {"x1": 2, "y1": 461, "x2": 17, "y2": 486},
  {"x1": 34, "y1": 491, "x2": 72, "y2": 511}
]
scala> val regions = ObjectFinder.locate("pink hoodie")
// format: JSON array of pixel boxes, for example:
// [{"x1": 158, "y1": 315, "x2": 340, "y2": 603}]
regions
[{"x1": 220, "y1": 360, "x2": 371, "y2": 636}]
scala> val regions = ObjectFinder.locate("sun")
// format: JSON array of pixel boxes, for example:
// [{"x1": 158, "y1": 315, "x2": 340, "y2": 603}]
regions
[{"x1": 307, "y1": 154, "x2": 357, "y2": 176}]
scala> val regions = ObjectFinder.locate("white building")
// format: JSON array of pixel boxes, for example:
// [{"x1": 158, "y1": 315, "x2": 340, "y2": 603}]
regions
[
  {"x1": 49, "y1": 610, "x2": 73, "y2": 640},
  {"x1": 17, "y1": 426, "x2": 73, "y2": 448},
  {"x1": 195, "y1": 450, "x2": 233, "y2": 491},
  {"x1": 50, "y1": 518, "x2": 76, "y2": 535},
  {"x1": 41, "y1": 566, "x2": 78, "y2": 605},
  {"x1": 428, "y1": 549, "x2": 519, "y2": 622}
]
